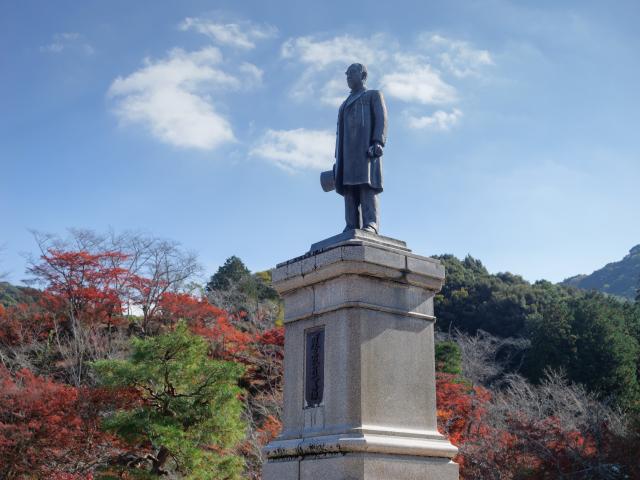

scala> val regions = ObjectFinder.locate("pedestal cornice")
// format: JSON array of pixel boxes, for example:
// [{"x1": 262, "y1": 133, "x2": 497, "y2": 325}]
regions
[
  {"x1": 264, "y1": 430, "x2": 458, "y2": 460},
  {"x1": 272, "y1": 232, "x2": 445, "y2": 296}
]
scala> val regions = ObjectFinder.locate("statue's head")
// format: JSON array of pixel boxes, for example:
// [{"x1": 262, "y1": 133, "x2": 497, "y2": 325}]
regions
[{"x1": 346, "y1": 63, "x2": 367, "y2": 91}]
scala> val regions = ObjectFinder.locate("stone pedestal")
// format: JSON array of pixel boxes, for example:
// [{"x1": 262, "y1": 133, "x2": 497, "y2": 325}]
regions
[{"x1": 263, "y1": 230, "x2": 458, "y2": 480}]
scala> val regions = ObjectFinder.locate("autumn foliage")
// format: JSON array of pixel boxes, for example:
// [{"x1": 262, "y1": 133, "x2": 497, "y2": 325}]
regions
[
  {"x1": 31, "y1": 250, "x2": 130, "y2": 327},
  {"x1": 435, "y1": 361, "x2": 639, "y2": 479},
  {"x1": 2, "y1": 233, "x2": 639, "y2": 479},
  {"x1": 0, "y1": 365, "x2": 120, "y2": 479},
  {"x1": 436, "y1": 372, "x2": 491, "y2": 449}
]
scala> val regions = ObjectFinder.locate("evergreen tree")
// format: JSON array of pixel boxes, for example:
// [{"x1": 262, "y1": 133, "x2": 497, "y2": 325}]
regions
[
  {"x1": 569, "y1": 294, "x2": 640, "y2": 408},
  {"x1": 435, "y1": 341, "x2": 463, "y2": 375},
  {"x1": 435, "y1": 254, "x2": 640, "y2": 408},
  {"x1": 524, "y1": 287, "x2": 577, "y2": 382},
  {"x1": 92, "y1": 323, "x2": 246, "y2": 479},
  {"x1": 205, "y1": 256, "x2": 280, "y2": 328},
  {"x1": 205, "y1": 256, "x2": 251, "y2": 293}
]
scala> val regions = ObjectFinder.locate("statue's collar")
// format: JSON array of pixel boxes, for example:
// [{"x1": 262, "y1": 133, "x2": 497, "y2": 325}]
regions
[{"x1": 343, "y1": 87, "x2": 367, "y2": 109}]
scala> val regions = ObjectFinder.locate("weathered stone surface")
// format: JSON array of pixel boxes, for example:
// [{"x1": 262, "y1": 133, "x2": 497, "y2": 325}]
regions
[
  {"x1": 407, "y1": 255, "x2": 445, "y2": 277},
  {"x1": 342, "y1": 243, "x2": 406, "y2": 269},
  {"x1": 308, "y1": 229, "x2": 410, "y2": 253},
  {"x1": 271, "y1": 306, "x2": 445, "y2": 446},
  {"x1": 281, "y1": 272, "x2": 436, "y2": 323},
  {"x1": 300, "y1": 256, "x2": 316, "y2": 275},
  {"x1": 262, "y1": 458, "x2": 300, "y2": 479},
  {"x1": 264, "y1": 234, "x2": 458, "y2": 480},
  {"x1": 272, "y1": 239, "x2": 445, "y2": 296},
  {"x1": 283, "y1": 286, "x2": 314, "y2": 323},
  {"x1": 264, "y1": 452, "x2": 459, "y2": 480}
]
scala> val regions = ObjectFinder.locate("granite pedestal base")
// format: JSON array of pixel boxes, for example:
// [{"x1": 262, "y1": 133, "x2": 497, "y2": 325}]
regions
[
  {"x1": 263, "y1": 230, "x2": 458, "y2": 480},
  {"x1": 264, "y1": 453, "x2": 459, "y2": 480}
]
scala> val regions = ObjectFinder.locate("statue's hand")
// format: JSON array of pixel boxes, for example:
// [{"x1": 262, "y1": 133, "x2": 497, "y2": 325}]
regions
[{"x1": 367, "y1": 143, "x2": 383, "y2": 158}]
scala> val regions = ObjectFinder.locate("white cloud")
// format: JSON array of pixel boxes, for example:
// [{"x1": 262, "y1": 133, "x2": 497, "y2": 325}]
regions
[
  {"x1": 108, "y1": 47, "x2": 238, "y2": 150},
  {"x1": 319, "y1": 77, "x2": 347, "y2": 107},
  {"x1": 280, "y1": 34, "x2": 461, "y2": 109},
  {"x1": 238, "y1": 61, "x2": 264, "y2": 85},
  {"x1": 407, "y1": 108, "x2": 463, "y2": 130},
  {"x1": 251, "y1": 128, "x2": 334, "y2": 172},
  {"x1": 179, "y1": 17, "x2": 277, "y2": 49},
  {"x1": 281, "y1": 35, "x2": 381, "y2": 69},
  {"x1": 423, "y1": 34, "x2": 494, "y2": 78},
  {"x1": 276, "y1": 32, "x2": 492, "y2": 137},
  {"x1": 381, "y1": 56, "x2": 457, "y2": 105},
  {"x1": 280, "y1": 34, "x2": 390, "y2": 105},
  {"x1": 40, "y1": 32, "x2": 94, "y2": 55}
]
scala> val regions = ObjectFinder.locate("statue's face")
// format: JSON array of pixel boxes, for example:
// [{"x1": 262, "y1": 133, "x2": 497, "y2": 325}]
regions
[{"x1": 346, "y1": 65, "x2": 364, "y2": 90}]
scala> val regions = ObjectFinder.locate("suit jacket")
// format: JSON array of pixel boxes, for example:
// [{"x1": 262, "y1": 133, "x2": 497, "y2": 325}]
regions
[{"x1": 334, "y1": 88, "x2": 388, "y2": 195}]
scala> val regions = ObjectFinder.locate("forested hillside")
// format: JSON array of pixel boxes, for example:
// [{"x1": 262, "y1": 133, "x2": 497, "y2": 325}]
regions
[
  {"x1": 436, "y1": 254, "x2": 640, "y2": 408},
  {"x1": 1, "y1": 232, "x2": 639, "y2": 479},
  {"x1": 562, "y1": 245, "x2": 640, "y2": 300},
  {"x1": 0, "y1": 282, "x2": 41, "y2": 307}
]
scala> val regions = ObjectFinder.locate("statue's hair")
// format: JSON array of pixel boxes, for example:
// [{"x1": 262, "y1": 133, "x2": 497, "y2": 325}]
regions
[{"x1": 349, "y1": 63, "x2": 368, "y2": 82}]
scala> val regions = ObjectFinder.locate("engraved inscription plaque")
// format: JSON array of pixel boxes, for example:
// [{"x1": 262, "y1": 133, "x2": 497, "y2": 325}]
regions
[{"x1": 305, "y1": 328, "x2": 325, "y2": 408}]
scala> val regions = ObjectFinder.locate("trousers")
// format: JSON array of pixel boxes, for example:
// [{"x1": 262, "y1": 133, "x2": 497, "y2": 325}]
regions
[{"x1": 343, "y1": 184, "x2": 380, "y2": 233}]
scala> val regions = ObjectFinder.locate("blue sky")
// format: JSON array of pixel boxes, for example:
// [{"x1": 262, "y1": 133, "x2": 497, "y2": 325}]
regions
[{"x1": 1, "y1": 0, "x2": 639, "y2": 285}]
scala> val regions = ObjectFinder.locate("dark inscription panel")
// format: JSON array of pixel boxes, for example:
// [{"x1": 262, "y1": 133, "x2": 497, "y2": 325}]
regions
[{"x1": 305, "y1": 328, "x2": 325, "y2": 408}]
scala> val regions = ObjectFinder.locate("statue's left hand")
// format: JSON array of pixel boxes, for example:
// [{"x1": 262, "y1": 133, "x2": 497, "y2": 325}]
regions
[{"x1": 367, "y1": 143, "x2": 383, "y2": 158}]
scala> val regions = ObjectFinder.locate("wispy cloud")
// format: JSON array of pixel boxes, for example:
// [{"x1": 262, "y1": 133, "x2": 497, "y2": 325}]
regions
[
  {"x1": 279, "y1": 32, "x2": 493, "y2": 132},
  {"x1": 422, "y1": 34, "x2": 494, "y2": 78},
  {"x1": 40, "y1": 32, "x2": 94, "y2": 55},
  {"x1": 381, "y1": 55, "x2": 457, "y2": 105},
  {"x1": 108, "y1": 47, "x2": 248, "y2": 150},
  {"x1": 407, "y1": 108, "x2": 463, "y2": 130},
  {"x1": 238, "y1": 61, "x2": 264, "y2": 86},
  {"x1": 179, "y1": 17, "x2": 277, "y2": 49},
  {"x1": 280, "y1": 34, "x2": 389, "y2": 106},
  {"x1": 251, "y1": 128, "x2": 334, "y2": 172},
  {"x1": 281, "y1": 35, "x2": 382, "y2": 69}
]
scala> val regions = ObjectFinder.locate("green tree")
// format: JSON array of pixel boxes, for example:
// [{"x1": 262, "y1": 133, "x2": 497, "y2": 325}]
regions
[
  {"x1": 435, "y1": 340, "x2": 462, "y2": 375},
  {"x1": 434, "y1": 254, "x2": 640, "y2": 407},
  {"x1": 206, "y1": 256, "x2": 251, "y2": 293},
  {"x1": 435, "y1": 255, "x2": 536, "y2": 337},
  {"x1": 92, "y1": 323, "x2": 246, "y2": 479},
  {"x1": 524, "y1": 286, "x2": 577, "y2": 382},
  {"x1": 206, "y1": 257, "x2": 277, "y2": 303},
  {"x1": 569, "y1": 294, "x2": 640, "y2": 408},
  {"x1": 205, "y1": 256, "x2": 280, "y2": 330}
]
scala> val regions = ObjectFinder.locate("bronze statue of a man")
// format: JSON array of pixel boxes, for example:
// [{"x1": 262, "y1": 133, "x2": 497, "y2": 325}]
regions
[{"x1": 332, "y1": 63, "x2": 388, "y2": 234}]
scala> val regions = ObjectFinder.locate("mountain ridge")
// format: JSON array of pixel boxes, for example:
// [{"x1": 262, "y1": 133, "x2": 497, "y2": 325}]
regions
[{"x1": 561, "y1": 245, "x2": 640, "y2": 300}]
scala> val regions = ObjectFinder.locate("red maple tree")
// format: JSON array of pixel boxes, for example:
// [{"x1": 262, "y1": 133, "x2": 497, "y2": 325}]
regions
[
  {"x1": 0, "y1": 366, "x2": 122, "y2": 479},
  {"x1": 28, "y1": 249, "x2": 131, "y2": 330}
]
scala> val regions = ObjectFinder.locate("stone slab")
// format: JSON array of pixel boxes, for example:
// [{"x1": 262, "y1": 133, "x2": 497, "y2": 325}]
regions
[
  {"x1": 263, "y1": 452, "x2": 459, "y2": 480},
  {"x1": 277, "y1": 307, "x2": 441, "y2": 440},
  {"x1": 264, "y1": 432, "x2": 458, "y2": 459},
  {"x1": 262, "y1": 458, "x2": 300, "y2": 479},
  {"x1": 272, "y1": 243, "x2": 445, "y2": 296},
  {"x1": 308, "y1": 229, "x2": 410, "y2": 254},
  {"x1": 282, "y1": 274, "x2": 435, "y2": 323}
]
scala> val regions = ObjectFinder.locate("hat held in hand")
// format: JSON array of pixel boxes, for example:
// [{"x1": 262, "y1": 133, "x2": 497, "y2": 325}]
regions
[{"x1": 320, "y1": 169, "x2": 335, "y2": 192}]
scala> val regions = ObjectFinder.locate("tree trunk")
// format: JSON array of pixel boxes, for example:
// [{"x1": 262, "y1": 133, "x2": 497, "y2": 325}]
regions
[{"x1": 151, "y1": 445, "x2": 170, "y2": 475}]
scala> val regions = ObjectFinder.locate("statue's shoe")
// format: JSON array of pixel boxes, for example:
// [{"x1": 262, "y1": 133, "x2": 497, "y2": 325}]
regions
[{"x1": 362, "y1": 225, "x2": 378, "y2": 234}]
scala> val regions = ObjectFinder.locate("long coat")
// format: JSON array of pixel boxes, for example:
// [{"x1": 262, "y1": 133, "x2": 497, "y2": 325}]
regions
[{"x1": 334, "y1": 88, "x2": 388, "y2": 196}]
